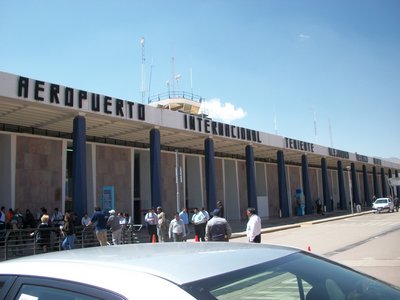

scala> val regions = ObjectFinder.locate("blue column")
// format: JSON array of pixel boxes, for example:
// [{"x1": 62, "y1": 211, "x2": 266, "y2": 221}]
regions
[
  {"x1": 337, "y1": 161, "x2": 347, "y2": 210},
  {"x1": 150, "y1": 128, "x2": 162, "y2": 209},
  {"x1": 372, "y1": 166, "x2": 380, "y2": 198},
  {"x1": 246, "y1": 145, "x2": 257, "y2": 210},
  {"x1": 204, "y1": 138, "x2": 217, "y2": 211},
  {"x1": 396, "y1": 170, "x2": 400, "y2": 197},
  {"x1": 381, "y1": 168, "x2": 387, "y2": 197},
  {"x1": 351, "y1": 163, "x2": 360, "y2": 205},
  {"x1": 363, "y1": 165, "x2": 371, "y2": 206},
  {"x1": 321, "y1": 158, "x2": 332, "y2": 212},
  {"x1": 277, "y1": 150, "x2": 289, "y2": 218},
  {"x1": 302, "y1": 155, "x2": 313, "y2": 214},
  {"x1": 72, "y1": 115, "x2": 87, "y2": 219}
]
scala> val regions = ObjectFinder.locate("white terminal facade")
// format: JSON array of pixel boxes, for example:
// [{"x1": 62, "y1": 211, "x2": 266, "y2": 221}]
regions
[{"x1": 0, "y1": 71, "x2": 399, "y2": 222}]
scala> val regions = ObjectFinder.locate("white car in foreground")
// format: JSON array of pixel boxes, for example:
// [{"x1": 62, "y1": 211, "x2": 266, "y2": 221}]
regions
[
  {"x1": 372, "y1": 197, "x2": 395, "y2": 213},
  {"x1": 0, "y1": 243, "x2": 399, "y2": 299}
]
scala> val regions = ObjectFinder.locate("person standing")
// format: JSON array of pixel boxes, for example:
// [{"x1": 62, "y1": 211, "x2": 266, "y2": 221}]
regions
[
  {"x1": 51, "y1": 208, "x2": 64, "y2": 228},
  {"x1": 0, "y1": 206, "x2": 6, "y2": 230},
  {"x1": 191, "y1": 208, "x2": 207, "y2": 241},
  {"x1": 201, "y1": 207, "x2": 210, "y2": 221},
  {"x1": 169, "y1": 212, "x2": 186, "y2": 242},
  {"x1": 87, "y1": 207, "x2": 108, "y2": 246},
  {"x1": 206, "y1": 209, "x2": 232, "y2": 241},
  {"x1": 145, "y1": 208, "x2": 158, "y2": 242},
  {"x1": 61, "y1": 212, "x2": 76, "y2": 250},
  {"x1": 246, "y1": 208, "x2": 262, "y2": 243},
  {"x1": 217, "y1": 201, "x2": 224, "y2": 218},
  {"x1": 32, "y1": 214, "x2": 51, "y2": 253},
  {"x1": 107, "y1": 209, "x2": 122, "y2": 245},
  {"x1": 157, "y1": 207, "x2": 169, "y2": 242},
  {"x1": 179, "y1": 207, "x2": 190, "y2": 241},
  {"x1": 81, "y1": 212, "x2": 91, "y2": 226}
]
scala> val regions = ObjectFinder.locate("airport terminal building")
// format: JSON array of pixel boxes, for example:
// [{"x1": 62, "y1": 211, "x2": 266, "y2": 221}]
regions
[{"x1": 0, "y1": 71, "x2": 399, "y2": 223}]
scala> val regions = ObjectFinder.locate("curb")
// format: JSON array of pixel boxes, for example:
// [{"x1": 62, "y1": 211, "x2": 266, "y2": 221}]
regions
[{"x1": 230, "y1": 211, "x2": 373, "y2": 239}]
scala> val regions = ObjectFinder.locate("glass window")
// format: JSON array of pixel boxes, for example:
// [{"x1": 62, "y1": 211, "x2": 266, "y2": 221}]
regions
[
  {"x1": 17, "y1": 284, "x2": 98, "y2": 300},
  {"x1": 184, "y1": 252, "x2": 400, "y2": 300},
  {"x1": 211, "y1": 270, "x2": 312, "y2": 299}
]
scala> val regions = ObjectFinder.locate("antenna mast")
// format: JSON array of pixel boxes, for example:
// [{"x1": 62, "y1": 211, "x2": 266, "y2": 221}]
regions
[
  {"x1": 313, "y1": 107, "x2": 318, "y2": 143},
  {"x1": 148, "y1": 57, "x2": 153, "y2": 103},
  {"x1": 140, "y1": 37, "x2": 145, "y2": 103},
  {"x1": 171, "y1": 56, "x2": 175, "y2": 93}
]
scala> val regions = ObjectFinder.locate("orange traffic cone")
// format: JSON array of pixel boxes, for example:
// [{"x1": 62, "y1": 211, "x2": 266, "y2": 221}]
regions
[
  {"x1": 307, "y1": 245, "x2": 311, "y2": 252},
  {"x1": 152, "y1": 234, "x2": 157, "y2": 243},
  {"x1": 195, "y1": 234, "x2": 199, "y2": 242}
]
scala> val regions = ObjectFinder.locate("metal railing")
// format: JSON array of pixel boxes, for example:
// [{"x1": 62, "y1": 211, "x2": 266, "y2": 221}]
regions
[
  {"x1": 0, "y1": 224, "x2": 146, "y2": 261},
  {"x1": 148, "y1": 91, "x2": 205, "y2": 104}
]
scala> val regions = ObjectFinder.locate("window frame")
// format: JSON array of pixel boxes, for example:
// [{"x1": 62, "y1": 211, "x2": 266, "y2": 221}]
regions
[{"x1": 2, "y1": 275, "x2": 127, "y2": 300}]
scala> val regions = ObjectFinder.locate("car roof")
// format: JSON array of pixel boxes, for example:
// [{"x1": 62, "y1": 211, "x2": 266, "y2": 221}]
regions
[{"x1": 0, "y1": 243, "x2": 298, "y2": 295}]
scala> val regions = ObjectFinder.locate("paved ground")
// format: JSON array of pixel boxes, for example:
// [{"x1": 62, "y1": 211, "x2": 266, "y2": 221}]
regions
[{"x1": 187, "y1": 209, "x2": 370, "y2": 241}]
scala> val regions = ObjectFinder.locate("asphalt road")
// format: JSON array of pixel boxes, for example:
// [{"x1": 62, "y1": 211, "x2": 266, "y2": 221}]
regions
[{"x1": 231, "y1": 211, "x2": 400, "y2": 287}]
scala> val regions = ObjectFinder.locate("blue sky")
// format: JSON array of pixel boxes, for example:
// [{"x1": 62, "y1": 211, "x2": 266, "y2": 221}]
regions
[{"x1": 1, "y1": 0, "x2": 399, "y2": 159}]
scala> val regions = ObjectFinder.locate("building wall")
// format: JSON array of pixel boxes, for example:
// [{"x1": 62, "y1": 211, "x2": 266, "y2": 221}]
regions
[
  {"x1": 255, "y1": 162, "x2": 268, "y2": 218},
  {"x1": 224, "y1": 159, "x2": 239, "y2": 220},
  {"x1": 288, "y1": 165, "x2": 301, "y2": 216},
  {"x1": 266, "y1": 163, "x2": 280, "y2": 217},
  {"x1": 215, "y1": 158, "x2": 224, "y2": 209},
  {"x1": 95, "y1": 145, "x2": 132, "y2": 213},
  {"x1": 4, "y1": 132, "x2": 382, "y2": 222},
  {"x1": 161, "y1": 151, "x2": 177, "y2": 219},
  {"x1": 308, "y1": 168, "x2": 318, "y2": 211},
  {"x1": 15, "y1": 135, "x2": 63, "y2": 213},
  {"x1": 237, "y1": 160, "x2": 248, "y2": 220},
  {"x1": 0, "y1": 134, "x2": 13, "y2": 210},
  {"x1": 185, "y1": 155, "x2": 203, "y2": 210},
  {"x1": 330, "y1": 170, "x2": 339, "y2": 209}
]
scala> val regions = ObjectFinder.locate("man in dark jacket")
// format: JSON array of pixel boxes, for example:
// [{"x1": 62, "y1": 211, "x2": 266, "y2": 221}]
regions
[{"x1": 205, "y1": 209, "x2": 232, "y2": 242}]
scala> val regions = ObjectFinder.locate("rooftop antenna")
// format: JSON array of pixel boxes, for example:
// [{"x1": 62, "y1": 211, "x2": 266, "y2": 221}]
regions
[
  {"x1": 190, "y1": 67, "x2": 193, "y2": 94},
  {"x1": 313, "y1": 107, "x2": 318, "y2": 143},
  {"x1": 147, "y1": 57, "x2": 154, "y2": 103},
  {"x1": 140, "y1": 37, "x2": 145, "y2": 104},
  {"x1": 328, "y1": 117, "x2": 333, "y2": 147},
  {"x1": 175, "y1": 74, "x2": 182, "y2": 90},
  {"x1": 171, "y1": 56, "x2": 176, "y2": 93},
  {"x1": 273, "y1": 108, "x2": 278, "y2": 134}
]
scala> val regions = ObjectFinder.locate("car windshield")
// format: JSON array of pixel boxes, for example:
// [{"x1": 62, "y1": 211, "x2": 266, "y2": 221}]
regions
[
  {"x1": 183, "y1": 252, "x2": 400, "y2": 300},
  {"x1": 375, "y1": 199, "x2": 388, "y2": 204}
]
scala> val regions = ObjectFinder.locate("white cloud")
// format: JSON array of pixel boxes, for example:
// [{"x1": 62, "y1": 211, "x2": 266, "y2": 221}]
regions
[
  {"x1": 200, "y1": 98, "x2": 247, "y2": 123},
  {"x1": 298, "y1": 34, "x2": 311, "y2": 41}
]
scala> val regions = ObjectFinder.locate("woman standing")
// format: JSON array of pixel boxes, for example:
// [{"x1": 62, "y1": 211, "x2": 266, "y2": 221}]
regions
[{"x1": 61, "y1": 212, "x2": 76, "y2": 250}]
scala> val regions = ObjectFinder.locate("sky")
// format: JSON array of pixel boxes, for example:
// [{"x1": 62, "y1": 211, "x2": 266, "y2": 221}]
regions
[{"x1": 0, "y1": 0, "x2": 399, "y2": 160}]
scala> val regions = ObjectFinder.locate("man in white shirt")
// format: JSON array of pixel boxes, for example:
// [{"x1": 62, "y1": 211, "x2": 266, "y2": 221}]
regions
[
  {"x1": 145, "y1": 208, "x2": 158, "y2": 243},
  {"x1": 169, "y1": 212, "x2": 186, "y2": 242},
  {"x1": 246, "y1": 207, "x2": 262, "y2": 243}
]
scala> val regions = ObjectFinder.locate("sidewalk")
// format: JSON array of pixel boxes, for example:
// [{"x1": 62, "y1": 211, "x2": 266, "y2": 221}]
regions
[
  {"x1": 230, "y1": 210, "x2": 373, "y2": 239},
  {"x1": 188, "y1": 210, "x2": 372, "y2": 241}
]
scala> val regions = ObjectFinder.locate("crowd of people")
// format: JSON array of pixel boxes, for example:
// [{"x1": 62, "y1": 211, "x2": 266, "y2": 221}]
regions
[
  {"x1": 143, "y1": 202, "x2": 262, "y2": 244},
  {"x1": 1, "y1": 202, "x2": 263, "y2": 254}
]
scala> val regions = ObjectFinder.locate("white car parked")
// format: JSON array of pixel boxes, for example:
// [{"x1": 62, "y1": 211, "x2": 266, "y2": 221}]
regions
[
  {"x1": 1, "y1": 243, "x2": 400, "y2": 299},
  {"x1": 372, "y1": 197, "x2": 394, "y2": 213}
]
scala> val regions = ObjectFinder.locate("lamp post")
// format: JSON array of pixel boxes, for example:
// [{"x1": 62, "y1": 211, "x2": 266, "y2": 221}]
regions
[{"x1": 346, "y1": 166, "x2": 354, "y2": 214}]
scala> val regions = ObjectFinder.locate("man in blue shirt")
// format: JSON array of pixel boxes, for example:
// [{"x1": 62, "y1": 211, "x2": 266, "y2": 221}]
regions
[
  {"x1": 179, "y1": 207, "x2": 189, "y2": 241},
  {"x1": 191, "y1": 208, "x2": 207, "y2": 241},
  {"x1": 87, "y1": 207, "x2": 108, "y2": 246}
]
